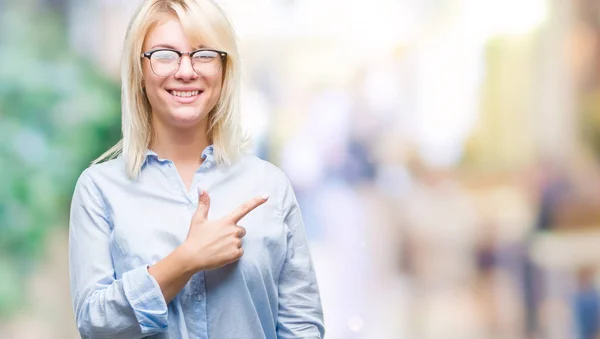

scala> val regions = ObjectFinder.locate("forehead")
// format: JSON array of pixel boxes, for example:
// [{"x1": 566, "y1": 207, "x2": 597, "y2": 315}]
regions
[{"x1": 143, "y1": 18, "x2": 192, "y2": 50}]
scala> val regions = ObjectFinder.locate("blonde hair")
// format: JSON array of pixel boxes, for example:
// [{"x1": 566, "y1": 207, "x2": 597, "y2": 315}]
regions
[{"x1": 94, "y1": 0, "x2": 247, "y2": 179}]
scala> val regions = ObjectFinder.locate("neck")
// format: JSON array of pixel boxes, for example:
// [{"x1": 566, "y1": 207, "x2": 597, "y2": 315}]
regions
[{"x1": 150, "y1": 117, "x2": 210, "y2": 166}]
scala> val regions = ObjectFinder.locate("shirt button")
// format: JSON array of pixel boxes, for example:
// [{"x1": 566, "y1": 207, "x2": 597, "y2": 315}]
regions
[
  {"x1": 205, "y1": 162, "x2": 212, "y2": 169},
  {"x1": 197, "y1": 293, "x2": 203, "y2": 301},
  {"x1": 188, "y1": 203, "x2": 195, "y2": 210}
]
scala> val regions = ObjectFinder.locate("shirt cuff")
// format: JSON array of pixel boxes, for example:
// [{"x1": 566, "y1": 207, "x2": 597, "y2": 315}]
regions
[{"x1": 122, "y1": 265, "x2": 169, "y2": 334}]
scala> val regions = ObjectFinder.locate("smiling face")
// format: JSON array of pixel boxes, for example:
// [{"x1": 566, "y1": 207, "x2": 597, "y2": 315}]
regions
[{"x1": 142, "y1": 17, "x2": 223, "y2": 130}]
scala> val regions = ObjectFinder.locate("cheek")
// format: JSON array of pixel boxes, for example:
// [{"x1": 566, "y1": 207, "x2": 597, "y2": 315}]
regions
[
  {"x1": 143, "y1": 72, "x2": 165, "y2": 107},
  {"x1": 207, "y1": 75, "x2": 223, "y2": 101},
  {"x1": 144, "y1": 85, "x2": 162, "y2": 110}
]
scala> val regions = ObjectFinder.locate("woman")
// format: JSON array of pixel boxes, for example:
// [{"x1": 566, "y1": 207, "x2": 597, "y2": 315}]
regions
[{"x1": 68, "y1": 0, "x2": 325, "y2": 338}]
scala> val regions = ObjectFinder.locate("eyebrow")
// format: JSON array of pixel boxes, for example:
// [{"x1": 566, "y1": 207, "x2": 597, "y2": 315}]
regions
[
  {"x1": 149, "y1": 44, "x2": 208, "y2": 50},
  {"x1": 150, "y1": 44, "x2": 178, "y2": 50}
]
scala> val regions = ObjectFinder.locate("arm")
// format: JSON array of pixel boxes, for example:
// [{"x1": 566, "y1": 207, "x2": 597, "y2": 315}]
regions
[
  {"x1": 69, "y1": 171, "x2": 191, "y2": 338},
  {"x1": 69, "y1": 174, "x2": 263, "y2": 338},
  {"x1": 276, "y1": 180, "x2": 325, "y2": 339}
]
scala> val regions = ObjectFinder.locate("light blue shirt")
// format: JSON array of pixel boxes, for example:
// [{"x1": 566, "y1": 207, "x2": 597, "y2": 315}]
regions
[{"x1": 69, "y1": 145, "x2": 325, "y2": 339}]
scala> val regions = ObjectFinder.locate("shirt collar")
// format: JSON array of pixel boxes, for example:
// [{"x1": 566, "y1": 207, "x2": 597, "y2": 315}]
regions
[
  {"x1": 200, "y1": 144, "x2": 215, "y2": 163},
  {"x1": 145, "y1": 144, "x2": 215, "y2": 167}
]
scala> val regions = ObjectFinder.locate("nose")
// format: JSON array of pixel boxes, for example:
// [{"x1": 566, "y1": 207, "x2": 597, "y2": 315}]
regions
[{"x1": 174, "y1": 54, "x2": 198, "y2": 81}]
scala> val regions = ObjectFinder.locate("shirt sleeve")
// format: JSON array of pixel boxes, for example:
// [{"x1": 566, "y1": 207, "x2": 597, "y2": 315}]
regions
[
  {"x1": 68, "y1": 170, "x2": 169, "y2": 339},
  {"x1": 276, "y1": 176, "x2": 325, "y2": 339}
]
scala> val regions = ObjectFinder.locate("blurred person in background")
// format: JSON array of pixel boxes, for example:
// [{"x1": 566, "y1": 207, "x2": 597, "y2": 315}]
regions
[
  {"x1": 573, "y1": 267, "x2": 600, "y2": 339},
  {"x1": 68, "y1": 0, "x2": 324, "y2": 338}
]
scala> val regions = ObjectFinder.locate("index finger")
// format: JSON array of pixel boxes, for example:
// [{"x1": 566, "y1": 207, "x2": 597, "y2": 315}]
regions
[{"x1": 226, "y1": 194, "x2": 269, "y2": 224}]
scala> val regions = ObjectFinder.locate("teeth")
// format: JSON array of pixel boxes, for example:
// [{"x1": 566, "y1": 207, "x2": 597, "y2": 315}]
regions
[{"x1": 171, "y1": 90, "x2": 199, "y2": 97}]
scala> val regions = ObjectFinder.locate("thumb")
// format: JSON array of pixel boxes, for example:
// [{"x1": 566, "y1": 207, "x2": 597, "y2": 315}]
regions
[{"x1": 194, "y1": 188, "x2": 211, "y2": 221}]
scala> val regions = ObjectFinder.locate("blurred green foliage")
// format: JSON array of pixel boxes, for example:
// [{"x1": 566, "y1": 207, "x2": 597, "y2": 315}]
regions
[{"x1": 0, "y1": 3, "x2": 121, "y2": 317}]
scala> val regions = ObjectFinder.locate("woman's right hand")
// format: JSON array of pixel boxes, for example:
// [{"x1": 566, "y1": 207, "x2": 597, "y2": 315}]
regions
[{"x1": 182, "y1": 188, "x2": 269, "y2": 272}]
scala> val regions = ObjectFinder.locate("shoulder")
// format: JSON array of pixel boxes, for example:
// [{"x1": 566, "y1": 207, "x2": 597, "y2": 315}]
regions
[
  {"x1": 232, "y1": 154, "x2": 298, "y2": 215},
  {"x1": 233, "y1": 154, "x2": 291, "y2": 186},
  {"x1": 85, "y1": 156, "x2": 126, "y2": 177},
  {"x1": 75, "y1": 156, "x2": 127, "y2": 191}
]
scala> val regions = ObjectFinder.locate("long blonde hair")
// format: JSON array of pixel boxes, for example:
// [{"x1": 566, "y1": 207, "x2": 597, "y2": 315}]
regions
[{"x1": 94, "y1": 0, "x2": 247, "y2": 179}]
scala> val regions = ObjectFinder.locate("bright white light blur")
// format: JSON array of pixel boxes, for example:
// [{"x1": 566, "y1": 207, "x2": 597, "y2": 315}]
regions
[
  {"x1": 348, "y1": 315, "x2": 364, "y2": 332},
  {"x1": 239, "y1": 87, "x2": 270, "y2": 153},
  {"x1": 465, "y1": 0, "x2": 549, "y2": 37}
]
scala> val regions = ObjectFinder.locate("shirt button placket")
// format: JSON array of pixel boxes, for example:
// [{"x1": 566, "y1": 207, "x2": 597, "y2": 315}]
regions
[
  {"x1": 196, "y1": 272, "x2": 208, "y2": 339},
  {"x1": 197, "y1": 272, "x2": 205, "y2": 302}
]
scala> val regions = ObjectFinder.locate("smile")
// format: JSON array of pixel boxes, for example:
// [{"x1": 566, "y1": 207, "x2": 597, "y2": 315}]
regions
[
  {"x1": 166, "y1": 89, "x2": 203, "y2": 103},
  {"x1": 168, "y1": 90, "x2": 201, "y2": 97}
]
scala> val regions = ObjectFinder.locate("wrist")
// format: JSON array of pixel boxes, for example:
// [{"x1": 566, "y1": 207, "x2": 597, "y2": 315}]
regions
[{"x1": 177, "y1": 241, "x2": 205, "y2": 273}]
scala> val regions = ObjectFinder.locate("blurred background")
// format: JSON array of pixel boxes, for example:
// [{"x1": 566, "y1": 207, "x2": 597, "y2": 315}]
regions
[{"x1": 2, "y1": 0, "x2": 600, "y2": 338}]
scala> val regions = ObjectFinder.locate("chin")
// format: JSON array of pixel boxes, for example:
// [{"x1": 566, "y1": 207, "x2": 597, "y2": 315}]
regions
[{"x1": 167, "y1": 107, "x2": 208, "y2": 128}]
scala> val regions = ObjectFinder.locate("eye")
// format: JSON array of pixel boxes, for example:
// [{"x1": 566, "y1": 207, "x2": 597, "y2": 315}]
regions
[
  {"x1": 152, "y1": 50, "x2": 178, "y2": 62},
  {"x1": 192, "y1": 50, "x2": 218, "y2": 62}
]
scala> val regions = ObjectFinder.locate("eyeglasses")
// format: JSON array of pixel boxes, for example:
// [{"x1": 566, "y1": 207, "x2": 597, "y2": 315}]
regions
[{"x1": 141, "y1": 48, "x2": 227, "y2": 77}]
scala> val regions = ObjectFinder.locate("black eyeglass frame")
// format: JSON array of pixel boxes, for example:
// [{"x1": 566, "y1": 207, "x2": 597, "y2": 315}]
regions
[{"x1": 140, "y1": 48, "x2": 228, "y2": 76}]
